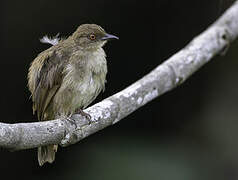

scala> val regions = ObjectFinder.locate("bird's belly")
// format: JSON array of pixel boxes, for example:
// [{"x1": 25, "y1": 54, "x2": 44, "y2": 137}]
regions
[
  {"x1": 74, "y1": 76, "x2": 103, "y2": 108},
  {"x1": 53, "y1": 74, "x2": 105, "y2": 117}
]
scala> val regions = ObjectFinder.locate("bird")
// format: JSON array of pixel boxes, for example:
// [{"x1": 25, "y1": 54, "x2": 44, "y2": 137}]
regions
[{"x1": 27, "y1": 24, "x2": 118, "y2": 166}]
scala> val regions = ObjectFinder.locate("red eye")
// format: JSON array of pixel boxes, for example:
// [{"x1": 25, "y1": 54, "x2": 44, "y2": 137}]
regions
[{"x1": 89, "y1": 34, "x2": 96, "y2": 40}]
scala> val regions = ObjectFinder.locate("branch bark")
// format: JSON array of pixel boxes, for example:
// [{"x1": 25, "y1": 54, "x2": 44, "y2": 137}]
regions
[{"x1": 1, "y1": 1, "x2": 238, "y2": 151}]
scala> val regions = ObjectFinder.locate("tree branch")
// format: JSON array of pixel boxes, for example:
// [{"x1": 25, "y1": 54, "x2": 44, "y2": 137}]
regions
[{"x1": 1, "y1": 1, "x2": 238, "y2": 151}]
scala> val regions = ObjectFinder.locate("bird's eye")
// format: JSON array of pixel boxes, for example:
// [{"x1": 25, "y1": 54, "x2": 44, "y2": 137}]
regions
[{"x1": 89, "y1": 34, "x2": 96, "y2": 40}]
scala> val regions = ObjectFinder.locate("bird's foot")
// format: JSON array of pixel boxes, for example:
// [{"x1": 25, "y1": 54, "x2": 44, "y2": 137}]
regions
[
  {"x1": 76, "y1": 108, "x2": 91, "y2": 120},
  {"x1": 66, "y1": 117, "x2": 77, "y2": 128}
]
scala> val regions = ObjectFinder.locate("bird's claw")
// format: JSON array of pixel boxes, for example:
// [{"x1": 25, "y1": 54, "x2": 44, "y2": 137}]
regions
[
  {"x1": 66, "y1": 117, "x2": 77, "y2": 128},
  {"x1": 76, "y1": 109, "x2": 92, "y2": 124}
]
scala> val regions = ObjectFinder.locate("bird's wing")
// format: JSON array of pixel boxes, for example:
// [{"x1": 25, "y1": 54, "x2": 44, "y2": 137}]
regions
[{"x1": 28, "y1": 50, "x2": 65, "y2": 121}]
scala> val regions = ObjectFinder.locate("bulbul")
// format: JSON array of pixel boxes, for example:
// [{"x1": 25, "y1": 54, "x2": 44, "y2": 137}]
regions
[{"x1": 28, "y1": 24, "x2": 118, "y2": 166}]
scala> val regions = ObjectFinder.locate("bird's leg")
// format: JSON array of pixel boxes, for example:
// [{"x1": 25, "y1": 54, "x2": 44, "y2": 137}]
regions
[{"x1": 76, "y1": 108, "x2": 91, "y2": 120}]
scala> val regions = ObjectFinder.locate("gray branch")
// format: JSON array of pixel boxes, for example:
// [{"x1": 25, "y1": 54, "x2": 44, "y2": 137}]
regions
[{"x1": 1, "y1": 1, "x2": 238, "y2": 151}]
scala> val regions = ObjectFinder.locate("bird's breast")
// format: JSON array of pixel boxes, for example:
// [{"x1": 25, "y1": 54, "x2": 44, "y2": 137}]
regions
[{"x1": 58, "y1": 48, "x2": 107, "y2": 111}]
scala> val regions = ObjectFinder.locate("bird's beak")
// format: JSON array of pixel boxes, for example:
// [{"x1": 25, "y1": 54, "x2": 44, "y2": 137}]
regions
[{"x1": 101, "y1": 33, "x2": 119, "y2": 40}]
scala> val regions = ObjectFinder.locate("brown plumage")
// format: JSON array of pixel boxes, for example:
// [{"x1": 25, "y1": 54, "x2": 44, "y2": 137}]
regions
[{"x1": 28, "y1": 24, "x2": 118, "y2": 166}]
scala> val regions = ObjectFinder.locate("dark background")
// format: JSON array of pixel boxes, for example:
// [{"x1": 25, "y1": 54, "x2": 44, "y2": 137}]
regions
[{"x1": 1, "y1": 0, "x2": 238, "y2": 179}]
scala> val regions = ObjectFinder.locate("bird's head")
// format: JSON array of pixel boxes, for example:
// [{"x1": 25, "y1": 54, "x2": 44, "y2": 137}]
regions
[{"x1": 72, "y1": 24, "x2": 118, "y2": 50}]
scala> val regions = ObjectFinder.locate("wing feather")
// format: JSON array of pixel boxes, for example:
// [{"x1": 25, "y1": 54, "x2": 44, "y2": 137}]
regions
[{"x1": 28, "y1": 50, "x2": 65, "y2": 121}]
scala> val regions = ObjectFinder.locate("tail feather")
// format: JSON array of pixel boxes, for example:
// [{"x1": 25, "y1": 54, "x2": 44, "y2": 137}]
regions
[{"x1": 38, "y1": 145, "x2": 58, "y2": 166}]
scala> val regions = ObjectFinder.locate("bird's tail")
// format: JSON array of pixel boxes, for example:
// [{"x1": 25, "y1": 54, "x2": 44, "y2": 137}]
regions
[{"x1": 38, "y1": 145, "x2": 58, "y2": 166}]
